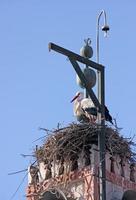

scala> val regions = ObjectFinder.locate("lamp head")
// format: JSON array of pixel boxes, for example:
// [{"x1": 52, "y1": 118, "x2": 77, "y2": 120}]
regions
[
  {"x1": 102, "y1": 25, "x2": 110, "y2": 32},
  {"x1": 102, "y1": 25, "x2": 110, "y2": 37}
]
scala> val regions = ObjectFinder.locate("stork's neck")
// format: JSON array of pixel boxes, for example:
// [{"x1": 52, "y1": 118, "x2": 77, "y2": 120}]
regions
[{"x1": 77, "y1": 95, "x2": 84, "y2": 102}]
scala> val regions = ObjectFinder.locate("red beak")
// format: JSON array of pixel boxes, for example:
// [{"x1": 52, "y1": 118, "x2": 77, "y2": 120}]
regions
[{"x1": 70, "y1": 93, "x2": 80, "y2": 103}]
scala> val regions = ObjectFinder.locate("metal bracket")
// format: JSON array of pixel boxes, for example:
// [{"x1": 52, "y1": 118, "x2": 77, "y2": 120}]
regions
[{"x1": 48, "y1": 42, "x2": 103, "y2": 111}]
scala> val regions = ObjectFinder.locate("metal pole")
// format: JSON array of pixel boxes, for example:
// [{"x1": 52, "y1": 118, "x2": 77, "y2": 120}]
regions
[
  {"x1": 96, "y1": 10, "x2": 108, "y2": 200},
  {"x1": 96, "y1": 10, "x2": 107, "y2": 99},
  {"x1": 98, "y1": 68, "x2": 106, "y2": 200}
]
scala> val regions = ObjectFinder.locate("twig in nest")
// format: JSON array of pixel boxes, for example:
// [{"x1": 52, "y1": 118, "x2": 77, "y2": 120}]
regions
[
  {"x1": 34, "y1": 123, "x2": 136, "y2": 164},
  {"x1": 8, "y1": 169, "x2": 27, "y2": 175}
]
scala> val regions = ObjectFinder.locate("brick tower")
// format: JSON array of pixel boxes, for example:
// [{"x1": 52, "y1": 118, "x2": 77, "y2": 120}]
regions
[{"x1": 26, "y1": 123, "x2": 136, "y2": 200}]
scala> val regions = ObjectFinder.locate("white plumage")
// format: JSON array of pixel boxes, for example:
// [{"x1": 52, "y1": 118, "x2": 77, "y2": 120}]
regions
[
  {"x1": 71, "y1": 92, "x2": 97, "y2": 122},
  {"x1": 80, "y1": 97, "x2": 94, "y2": 110},
  {"x1": 72, "y1": 92, "x2": 84, "y2": 121}
]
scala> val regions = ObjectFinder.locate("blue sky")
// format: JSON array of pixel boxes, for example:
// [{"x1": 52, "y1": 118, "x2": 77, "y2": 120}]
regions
[{"x1": 0, "y1": 1, "x2": 136, "y2": 199}]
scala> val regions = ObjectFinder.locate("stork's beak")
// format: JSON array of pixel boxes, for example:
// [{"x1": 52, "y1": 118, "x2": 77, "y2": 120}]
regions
[{"x1": 70, "y1": 93, "x2": 80, "y2": 103}]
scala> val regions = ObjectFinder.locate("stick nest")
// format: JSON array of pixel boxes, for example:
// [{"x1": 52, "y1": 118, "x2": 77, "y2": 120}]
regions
[{"x1": 34, "y1": 123, "x2": 136, "y2": 164}]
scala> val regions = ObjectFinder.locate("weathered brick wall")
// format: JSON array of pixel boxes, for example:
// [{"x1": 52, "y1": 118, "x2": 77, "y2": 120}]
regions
[{"x1": 26, "y1": 144, "x2": 136, "y2": 200}]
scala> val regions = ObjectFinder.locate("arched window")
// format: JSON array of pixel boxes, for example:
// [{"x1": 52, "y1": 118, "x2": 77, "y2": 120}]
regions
[
  {"x1": 130, "y1": 163, "x2": 135, "y2": 182},
  {"x1": 120, "y1": 157, "x2": 125, "y2": 177},
  {"x1": 40, "y1": 189, "x2": 67, "y2": 200},
  {"x1": 110, "y1": 157, "x2": 115, "y2": 173}
]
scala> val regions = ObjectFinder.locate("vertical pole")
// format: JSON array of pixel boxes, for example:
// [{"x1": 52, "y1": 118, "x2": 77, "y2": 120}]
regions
[
  {"x1": 98, "y1": 67, "x2": 106, "y2": 200},
  {"x1": 96, "y1": 10, "x2": 108, "y2": 200}
]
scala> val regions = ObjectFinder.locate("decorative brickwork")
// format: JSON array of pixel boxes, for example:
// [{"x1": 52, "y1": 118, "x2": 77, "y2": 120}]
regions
[{"x1": 26, "y1": 123, "x2": 136, "y2": 200}]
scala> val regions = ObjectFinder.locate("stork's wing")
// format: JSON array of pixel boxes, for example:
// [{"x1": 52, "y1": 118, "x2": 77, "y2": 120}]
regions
[
  {"x1": 83, "y1": 107, "x2": 97, "y2": 116},
  {"x1": 104, "y1": 106, "x2": 113, "y2": 124}
]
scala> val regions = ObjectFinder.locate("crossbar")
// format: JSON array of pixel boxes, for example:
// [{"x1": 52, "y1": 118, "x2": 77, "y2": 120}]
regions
[{"x1": 48, "y1": 42, "x2": 104, "y2": 71}]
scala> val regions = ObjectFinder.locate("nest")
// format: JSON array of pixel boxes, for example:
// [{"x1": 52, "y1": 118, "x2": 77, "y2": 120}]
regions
[{"x1": 35, "y1": 123, "x2": 136, "y2": 164}]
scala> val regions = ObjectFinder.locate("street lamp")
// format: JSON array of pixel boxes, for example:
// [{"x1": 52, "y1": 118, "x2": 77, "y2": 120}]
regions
[
  {"x1": 96, "y1": 10, "x2": 110, "y2": 200},
  {"x1": 96, "y1": 10, "x2": 110, "y2": 107},
  {"x1": 96, "y1": 10, "x2": 110, "y2": 64}
]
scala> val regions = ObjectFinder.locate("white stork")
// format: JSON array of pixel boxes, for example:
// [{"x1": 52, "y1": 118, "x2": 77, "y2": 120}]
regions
[
  {"x1": 71, "y1": 92, "x2": 97, "y2": 123},
  {"x1": 71, "y1": 92, "x2": 113, "y2": 124}
]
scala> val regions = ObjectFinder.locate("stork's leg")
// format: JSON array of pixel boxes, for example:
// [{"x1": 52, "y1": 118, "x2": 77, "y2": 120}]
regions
[
  {"x1": 85, "y1": 112, "x2": 92, "y2": 123},
  {"x1": 84, "y1": 111, "x2": 96, "y2": 124},
  {"x1": 88, "y1": 115, "x2": 96, "y2": 123},
  {"x1": 89, "y1": 115, "x2": 93, "y2": 122},
  {"x1": 92, "y1": 116, "x2": 97, "y2": 123}
]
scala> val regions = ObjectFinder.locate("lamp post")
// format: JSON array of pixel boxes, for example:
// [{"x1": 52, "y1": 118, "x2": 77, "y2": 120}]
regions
[
  {"x1": 96, "y1": 10, "x2": 110, "y2": 110},
  {"x1": 96, "y1": 10, "x2": 110, "y2": 64},
  {"x1": 96, "y1": 10, "x2": 110, "y2": 200}
]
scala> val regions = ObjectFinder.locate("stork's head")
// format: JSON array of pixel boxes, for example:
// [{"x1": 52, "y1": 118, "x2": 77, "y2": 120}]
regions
[{"x1": 70, "y1": 92, "x2": 84, "y2": 103}]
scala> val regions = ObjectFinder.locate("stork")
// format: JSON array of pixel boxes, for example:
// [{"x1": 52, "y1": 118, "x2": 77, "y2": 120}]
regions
[
  {"x1": 71, "y1": 92, "x2": 113, "y2": 124},
  {"x1": 71, "y1": 92, "x2": 97, "y2": 123}
]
